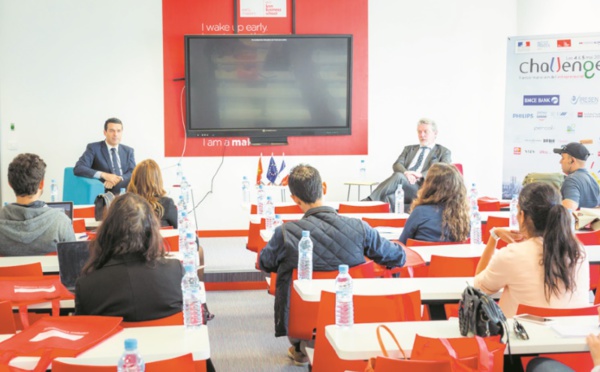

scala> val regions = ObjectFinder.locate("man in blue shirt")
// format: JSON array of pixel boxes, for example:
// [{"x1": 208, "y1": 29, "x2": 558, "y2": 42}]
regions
[{"x1": 554, "y1": 142, "x2": 600, "y2": 210}]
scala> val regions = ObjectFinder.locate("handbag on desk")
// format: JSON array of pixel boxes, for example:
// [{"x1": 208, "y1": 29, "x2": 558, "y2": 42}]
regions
[
  {"x1": 0, "y1": 316, "x2": 123, "y2": 372},
  {"x1": 94, "y1": 191, "x2": 115, "y2": 221}
]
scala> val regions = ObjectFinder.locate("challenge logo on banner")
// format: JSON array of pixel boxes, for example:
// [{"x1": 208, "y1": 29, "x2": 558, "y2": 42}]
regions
[{"x1": 502, "y1": 33, "x2": 600, "y2": 198}]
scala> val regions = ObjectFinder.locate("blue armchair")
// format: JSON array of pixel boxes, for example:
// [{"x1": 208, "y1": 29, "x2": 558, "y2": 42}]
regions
[{"x1": 62, "y1": 167, "x2": 104, "y2": 205}]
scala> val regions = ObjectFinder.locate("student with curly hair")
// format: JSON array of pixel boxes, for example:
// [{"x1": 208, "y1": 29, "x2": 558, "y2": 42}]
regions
[{"x1": 398, "y1": 163, "x2": 470, "y2": 244}]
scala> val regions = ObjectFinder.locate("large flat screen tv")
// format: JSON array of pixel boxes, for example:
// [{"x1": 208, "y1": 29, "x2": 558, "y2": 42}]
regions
[{"x1": 185, "y1": 35, "x2": 353, "y2": 145}]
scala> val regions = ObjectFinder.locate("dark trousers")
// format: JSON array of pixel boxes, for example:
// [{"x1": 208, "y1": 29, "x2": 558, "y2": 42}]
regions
[{"x1": 368, "y1": 172, "x2": 420, "y2": 212}]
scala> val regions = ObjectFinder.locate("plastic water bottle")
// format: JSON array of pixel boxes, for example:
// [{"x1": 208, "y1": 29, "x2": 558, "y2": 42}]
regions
[
  {"x1": 117, "y1": 338, "x2": 145, "y2": 372},
  {"x1": 509, "y1": 194, "x2": 519, "y2": 229},
  {"x1": 182, "y1": 231, "x2": 198, "y2": 268},
  {"x1": 256, "y1": 185, "x2": 266, "y2": 215},
  {"x1": 178, "y1": 209, "x2": 190, "y2": 252},
  {"x1": 470, "y1": 208, "x2": 483, "y2": 245},
  {"x1": 181, "y1": 177, "x2": 191, "y2": 205},
  {"x1": 359, "y1": 159, "x2": 366, "y2": 180},
  {"x1": 120, "y1": 188, "x2": 126, "y2": 195},
  {"x1": 50, "y1": 179, "x2": 58, "y2": 202},
  {"x1": 264, "y1": 196, "x2": 275, "y2": 231},
  {"x1": 469, "y1": 183, "x2": 478, "y2": 211},
  {"x1": 394, "y1": 184, "x2": 404, "y2": 214},
  {"x1": 182, "y1": 264, "x2": 203, "y2": 329},
  {"x1": 297, "y1": 231, "x2": 313, "y2": 281},
  {"x1": 273, "y1": 214, "x2": 282, "y2": 230},
  {"x1": 335, "y1": 264, "x2": 354, "y2": 327},
  {"x1": 176, "y1": 162, "x2": 183, "y2": 185},
  {"x1": 242, "y1": 176, "x2": 251, "y2": 203}
]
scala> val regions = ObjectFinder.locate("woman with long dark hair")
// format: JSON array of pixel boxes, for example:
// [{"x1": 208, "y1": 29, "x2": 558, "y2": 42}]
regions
[
  {"x1": 475, "y1": 182, "x2": 589, "y2": 317},
  {"x1": 127, "y1": 159, "x2": 177, "y2": 228},
  {"x1": 398, "y1": 163, "x2": 470, "y2": 244},
  {"x1": 75, "y1": 193, "x2": 183, "y2": 321}
]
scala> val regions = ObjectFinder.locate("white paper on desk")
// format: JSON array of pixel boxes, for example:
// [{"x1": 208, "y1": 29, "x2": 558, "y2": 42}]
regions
[{"x1": 551, "y1": 324, "x2": 600, "y2": 338}]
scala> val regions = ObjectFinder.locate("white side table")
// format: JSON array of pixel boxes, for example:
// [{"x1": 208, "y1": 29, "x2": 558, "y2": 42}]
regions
[{"x1": 343, "y1": 181, "x2": 379, "y2": 200}]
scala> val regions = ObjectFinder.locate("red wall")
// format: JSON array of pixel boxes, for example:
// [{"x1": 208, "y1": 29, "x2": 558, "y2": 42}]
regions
[{"x1": 162, "y1": 0, "x2": 367, "y2": 156}]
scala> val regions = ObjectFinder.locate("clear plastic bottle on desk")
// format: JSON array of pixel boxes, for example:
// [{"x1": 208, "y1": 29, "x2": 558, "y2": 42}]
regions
[
  {"x1": 181, "y1": 264, "x2": 203, "y2": 329},
  {"x1": 264, "y1": 196, "x2": 275, "y2": 231},
  {"x1": 470, "y1": 207, "x2": 483, "y2": 245},
  {"x1": 242, "y1": 176, "x2": 251, "y2": 203},
  {"x1": 297, "y1": 231, "x2": 313, "y2": 280},
  {"x1": 335, "y1": 264, "x2": 354, "y2": 328},
  {"x1": 359, "y1": 159, "x2": 366, "y2": 180},
  {"x1": 272, "y1": 214, "x2": 283, "y2": 230},
  {"x1": 394, "y1": 183, "x2": 404, "y2": 214},
  {"x1": 117, "y1": 338, "x2": 145, "y2": 372},
  {"x1": 509, "y1": 194, "x2": 519, "y2": 229},
  {"x1": 176, "y1": 162, "x2": 183, "y2": 185},
  {"x1": 50, "y1": 179, "x2": 58, "y2": 202},
  {"x1": 256, "y1": 185, "x2": 266, "y2": 215},
  {"x1": 182, "y1": 231, "x2": 198, "y2": 268},
  {"x1": 469, "y1": 183, "x2": 478, "y2": 211}
]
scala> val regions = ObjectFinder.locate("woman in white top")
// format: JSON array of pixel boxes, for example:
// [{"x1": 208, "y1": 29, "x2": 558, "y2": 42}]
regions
[{"x1": 474, "y1": 182, "x2": 589, "y2": 317}]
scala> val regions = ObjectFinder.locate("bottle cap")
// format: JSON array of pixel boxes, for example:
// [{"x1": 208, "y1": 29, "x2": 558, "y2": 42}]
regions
[
  {"x1": 186, "y1": 232, "x2": 194, "y2": 239},
  {"x1": 338, "y1": 264, "x2": 349, "y2": 274},
  {"x1": 52, "y1": 179, "x2": 56, "y2": 182},
  {"x1": 124, "y1": 338, "x2": 138, "y2": 351},
  {"x1": 301, "y1": 230, "x2": 310, "y2": 238},
  {"x1": 184, "y1": 264, "x2": 195, "y2": 273}
]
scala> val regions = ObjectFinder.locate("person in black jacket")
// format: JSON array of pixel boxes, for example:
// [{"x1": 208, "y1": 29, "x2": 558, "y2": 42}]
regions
[
  {"x1": 259, "y1": 164, "x2": 406, "y2": 366},
  {"x1": 75, "y1": 193, "x2": 183, "y2": 321},
  {"x1": 127, "y1": 159, "x2": 177, "y2": 228}
]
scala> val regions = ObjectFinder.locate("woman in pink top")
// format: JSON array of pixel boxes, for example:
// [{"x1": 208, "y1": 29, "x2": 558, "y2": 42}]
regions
[{"x1": 474, "y1": 183, "x2": 589, "y2": 317}]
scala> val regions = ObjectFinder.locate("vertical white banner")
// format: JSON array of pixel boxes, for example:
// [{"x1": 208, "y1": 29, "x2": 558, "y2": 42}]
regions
[{"x1": 503, "y1": 33, "x2": 600, "y2": 198}]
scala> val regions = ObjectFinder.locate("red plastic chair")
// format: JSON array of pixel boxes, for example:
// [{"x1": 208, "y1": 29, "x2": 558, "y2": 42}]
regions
[
  {"x1": 163, "y1": 235, "x2": 179, "y2": 252},
  {"x1": 516, "y1": 304, "x2": 598, "y2": 371},
  {"x1": 575, "y1": 230, "x2": 600, "y2": 290},
  {"x1": 338, "y1": 202, "x2": 390, "y2": 213},
  {"x1": 452, "y1": 163, "x2": 464, "y2": 176},
  {"x1": 73, "y1": 219, "x2": 87, "y2": 234},
  {"x1": 311, "y1": 290, "x2": 422, "y2": 372},
  {"x1": 0, "y1": 262, "x2": 44, "y2": 277},
  {"x1": 362, "y1": 217, "x2": 406, "y2": 228},
  {"x1": 121, "y1": 312, "x2": 184, "y2": 328},
  {"x1": 73, "y1": 206, "x2": 95, "y2": 219},
  {"x1": 477, "y1": 199, "x2": 501, "y2": 212},
  {"x1": 482, "y1": 216, "x2": 509, "y2": 249},
  {"x1": 406, "y1": 239, "x2": 469, "y2": 247},
  {"x1": 428, "y1": 255, "x2": 480, "y2": 278},
  {"x1": 250, "y1": 203, "x2": 303, "y2": 214},
  {"x1": 287, "y1": 261, "x2": 376, "y2": 340},
  {"x1": 0, "y1": 301, "x2": 17, "y2": 334},
  {"x1": 246, "y1": 219, "x2": 266, "y2": 253}
]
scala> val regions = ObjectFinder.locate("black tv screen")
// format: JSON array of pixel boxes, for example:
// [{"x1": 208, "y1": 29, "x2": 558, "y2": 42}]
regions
[{"x1": 185, "y1": 35, "x2": 352, "y2": 143}]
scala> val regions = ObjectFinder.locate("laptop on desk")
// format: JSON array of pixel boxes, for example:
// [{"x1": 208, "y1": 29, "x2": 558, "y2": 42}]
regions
[
  {"x1": 47, "y1": 201, "x2": 74, "y2": 221},
  {"x1": 57, "y1": 241, "x2": 90, "y2": 293}
]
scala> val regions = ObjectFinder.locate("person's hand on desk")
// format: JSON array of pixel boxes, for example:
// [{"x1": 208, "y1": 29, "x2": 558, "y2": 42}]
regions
[{"x1": 403, "y1": 171, "x2": 421, "y2": 185}]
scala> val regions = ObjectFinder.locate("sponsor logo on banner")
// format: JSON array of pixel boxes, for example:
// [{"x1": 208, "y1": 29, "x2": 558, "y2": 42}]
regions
[
  {"x1": 537, "y1": 111, "x2": 547, "y2": 120},
  {"x1": 578, "y1": 112, "x2": 600, "y2": 118},
  {"x1": 524, "y1": 149, "x2": 535, "y2": 154},
  {"x1": 519, "y1": 57, "x2": 600, "y2": 79},
  {"x1": 517, "y1": 41, "x2": 530, "y2": 48},
  {"x1": 524, "y1": 138, "x2": 542, "y2": 143},
  {"x1": 567, "y1": 124, "x2": 576, "y2": 132},
  {"x1": 534, "y1": 124, "x2": 554, "y2": 131},
  {"x1": 571, "y1": 95, "x2": 599, "y2": 105},
  {"x1": 513, "y1": 113, "x2": 534, "y2": 119},
  {"x1": 551, "y1": 111, "x2": 570, "y2": 118},
  {"x1": 542, "y1": 139, "x2": 555, "y2": 143},
  {"x1": 536, "y1": 40, "x2": 552, "y2": 49},
  {"x1": 557, "y1": 39, "x2": 572, "y2": 48},
  {"x1": 539, "y1": 150, "x2": 550, "y2": 154},
  {"x1": 514, "y1": 147, "x2": 522, "y2": 155},
  {"x1": 524, "y1": 95, "x2": 560, "y2": 106}
]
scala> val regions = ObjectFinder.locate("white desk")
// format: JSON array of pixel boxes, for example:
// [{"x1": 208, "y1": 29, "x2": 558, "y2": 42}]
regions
[
  {"x1": 260, "y1": 225, "x2": 404, "y2": 243},
  {"x1": 250, "y1": 212, "x2": 409, "y2": 225},
  {"x1": 293, "y1": 277, "x2": 500, "y2": 303},
  {"x1": 0, "y1": 325, "x2": 210, "y2": 369},
  {"x1": 325, "y1": 316, "x2": 596, "y2": 361}
]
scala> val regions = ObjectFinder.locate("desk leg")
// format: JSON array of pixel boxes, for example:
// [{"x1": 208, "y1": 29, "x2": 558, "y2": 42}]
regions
[
  {"x1": 346, "y1": 185, "x2": 351, "y2": 201},
  {"x1": 281, "y1": 188, "x2": 286, "y2": 202},
  {"x1": 358, "y1": 186, "x2": 361, "y2": 201}
]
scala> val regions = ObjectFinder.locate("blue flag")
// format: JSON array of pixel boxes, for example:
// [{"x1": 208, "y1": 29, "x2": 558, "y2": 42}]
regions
[{"x1": 266, "y1": 155, "x2": 279, "y2": 184}]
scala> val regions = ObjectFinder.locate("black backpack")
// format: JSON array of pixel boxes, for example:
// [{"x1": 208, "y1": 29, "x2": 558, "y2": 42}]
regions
[
  {"x1": 458, "y1": 285, "x2": 508, "y2": 340},
  {"x1": 94, "y1": 192, "x2": 115, "y2": 221}
]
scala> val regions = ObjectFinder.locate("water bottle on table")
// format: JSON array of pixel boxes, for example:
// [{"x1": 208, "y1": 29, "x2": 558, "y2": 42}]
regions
[
  {"x1": 394, "y1": 183, "x2": 404, "y2": 214},
  {"x1": 297, "y1": 231, "x2": 313, "y2": 280},
  {"x1": 470, "y1": 207, "x2": 482, "y2": 245},
  {"x1": 50, "y1": 179, "x2": 58, "y2": 202},
  {"x1": 509, "y1": 194, "x2": 519, "y2": 229},
  {"x1": 469, "y1": 183, "x2": 478, "y2": 211},
  {"x1": 264, "y1": 196, "x2": 275, "y2": 231},
  {"x1": 242, "y1": 176, "x2": 251, "y2": 203},
  {"x1": 182, "y1": 264, "x2": 203, "y2": 329},
  {"x1": 335, "y1": 264, "x2": 354, "y2": 327},
  {"x1": 359, "y1": 159, "x2": 366, "y2": 180},
  {"x1": 117, "y1": 338, "x2": 145, "y2": 372},
  {"x1": 257, "y1": 185, "x2": 266, "y2": 215}
]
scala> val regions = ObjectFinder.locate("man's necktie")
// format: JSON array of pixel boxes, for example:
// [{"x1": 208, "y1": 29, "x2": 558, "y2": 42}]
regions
[
  {"x1": 110, "y1": 148, "x2": 122, "y2": 176},
  {"x1": 409, "y1": 147, "x2": 427, "y2": 171}
]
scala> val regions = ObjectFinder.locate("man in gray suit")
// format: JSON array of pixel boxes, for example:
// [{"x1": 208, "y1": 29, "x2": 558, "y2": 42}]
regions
[{"x1": 364, "y1": 118, "x2": 452, "y2": 211}]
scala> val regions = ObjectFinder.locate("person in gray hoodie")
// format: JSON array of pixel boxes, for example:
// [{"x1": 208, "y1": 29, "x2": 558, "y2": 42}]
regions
[{"x1": 0, "y1": 153, "x2": 75, "y2": 256}]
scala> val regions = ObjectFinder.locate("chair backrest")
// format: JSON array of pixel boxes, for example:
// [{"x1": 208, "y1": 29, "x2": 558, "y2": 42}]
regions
[
  {"x1": 51, "y1": 353, "x2": 196, "y2": 372},
  {"x1": 0, "y1": 301, "x2": 17, "y2": 334},
  {"x1": 63, "y1": 167, "x2": 105, "y2": 205},
  {"x1": 250, "y1": 203, "x2": 303, "y2": 214},
  {"x1": 0, "y1": 262, "x2": 43, "y2": 277},
  {"x1": 374, "y1": 357, "x2": 452, "y2": 372},
  {"x1": 73, "y1": 206, "x2": 96, "y2": 219},
  {"x1": 163, "y1": 235, "x2": 179, "y2": 252},
  {"x1": 428, "y1": 255, "x2": 480, "y2": 277},
  {"x1": 576, "y1": 230, "x2": 600, "y2": 245},
  {"x1": 482, "y1": 216, "x2": 509, "y2": 248},
  {"x1": 72, "y1": 219, "x2": 87, "y2": 234},
  {"x1": 477, "y1": 200, "x2": 501, "y2": 212},
  {"x1": 292, "y1": 260, "x2": 376, "y2": 280},
  {"x1": 246, "y1": 219, "x2": 267, "y2": 253},
  {"x1": 121, "y1": 312, "x2": 184, "y2": 327},
  {"x1": 362, "y1": 217, "x2": 406, "y2": 228},
  {"x1": 406, "y1": 239, "x2": 467, "y2": 247},
  {"x1": 452, "y1": 163, "x2": 463, "y2": 176},
  {"x1": 387, "y1": 244, "x2": 427, "y2": 278},
  {"x1": 311, "y1": 290, "x2": 422, "y2": 372},
  {"x1": 338, "y1": 202, "x2": 390, "y2": 214},
  {"x1": 516, "y1": 303, "x2": 600, "y2": 316}
]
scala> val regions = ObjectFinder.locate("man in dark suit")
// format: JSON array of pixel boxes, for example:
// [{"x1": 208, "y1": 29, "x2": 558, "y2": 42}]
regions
[
  {"x1": 364, "y1": 118, "x2": 451, "y2": 211},
  {"x1": 74, "y1": 118, "x2": 136, "y2": 193}
]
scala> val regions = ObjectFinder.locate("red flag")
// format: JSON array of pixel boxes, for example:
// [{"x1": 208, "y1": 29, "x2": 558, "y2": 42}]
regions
[{"x1": 256, "y1": 154, "x2": 263, "y2": 185}]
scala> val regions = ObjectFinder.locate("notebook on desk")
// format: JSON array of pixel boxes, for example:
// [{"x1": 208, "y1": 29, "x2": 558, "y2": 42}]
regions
[
  {"x1": 47, "y1": 201, "x2": 74, "y2": 221},
  {"x1": 57, "y1": 241, "x2": 90, "y2": 293}
]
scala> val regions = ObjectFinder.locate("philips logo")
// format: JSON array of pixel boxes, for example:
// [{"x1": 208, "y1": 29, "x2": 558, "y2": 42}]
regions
[
  {"x1": 524, "y1": 95, "x2": 560, "y2": 106},
  {"x1": 513, "y1": 113, "x2": 534, "y2": 119}
]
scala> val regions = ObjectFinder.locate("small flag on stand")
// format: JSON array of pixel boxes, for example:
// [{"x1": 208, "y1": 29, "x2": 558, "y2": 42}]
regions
[
  {"x1": 266, "y1": 154, "x2": 279, "y2": 184},
  {"x1": 275, "y1": 153, "x2": 289, "y2": 186},
  {"x1": 256, "y1": 154, "x2": 263, "y2": 185}
]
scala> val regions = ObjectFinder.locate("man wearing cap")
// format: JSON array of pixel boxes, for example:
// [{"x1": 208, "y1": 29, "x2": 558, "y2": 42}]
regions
[{"x1": 554, "y1": 142, "x2": 600, "y2": 210}]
